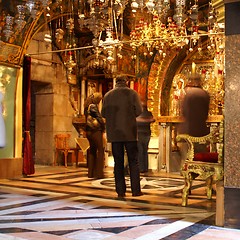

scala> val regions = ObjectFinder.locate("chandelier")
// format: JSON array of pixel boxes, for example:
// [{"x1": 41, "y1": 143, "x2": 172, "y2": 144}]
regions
[
  {"x1": 77, "y1": 0, "x2": 127, "y2": 74},
  {"x1": 129, "y1": 0, "x2": 224, "y2": 57},
  {"x1": 0, "y1": 0, "x2": 224, "y2": 76},
  {"x1": 130, "y1": 15, "x2": 188, "y2": 57}
]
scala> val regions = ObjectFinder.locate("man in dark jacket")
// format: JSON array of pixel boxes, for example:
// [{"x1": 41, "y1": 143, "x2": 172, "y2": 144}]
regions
[
  {"x1": 101, "y1": 75, "x2": 143, "y2": 198},
  {"x1": 180, "y1": 74, "x2": 210, "y2": 137}
]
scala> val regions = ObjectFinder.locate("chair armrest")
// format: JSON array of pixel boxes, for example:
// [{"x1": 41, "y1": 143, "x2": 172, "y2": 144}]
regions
[
  {"x1": 176, "y1": 124, "x2": 223, "y2": 164},
  {"x1": 176, "y1": 134, "x2": 195, "y2": 162},
  {"x1": 176, "y1": 132, "x2": 216, "y2": 162}
]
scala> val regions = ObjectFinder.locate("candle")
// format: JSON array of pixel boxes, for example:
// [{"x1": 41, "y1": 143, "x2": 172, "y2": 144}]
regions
[{"x1": 192, "y1": 62, "x2": 196, "y2": 74}]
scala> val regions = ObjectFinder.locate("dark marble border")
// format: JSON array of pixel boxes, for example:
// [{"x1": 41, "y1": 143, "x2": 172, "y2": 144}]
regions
[
  {"x1": 224, "y1": 187, "x2": 240, "y2": 229},
  {"x1": 225, "y1": 2, "x2": 240, "y2": 35}
]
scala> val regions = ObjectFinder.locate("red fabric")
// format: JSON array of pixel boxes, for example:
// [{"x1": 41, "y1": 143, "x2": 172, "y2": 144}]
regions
[
  {"x1": 22, "y1": 55, "x2": 35, "y2": 175},
  {"x1": 134, "y1": 81, "x2": 138, "y2": 91},
  {"x1": 193, "y1": 152, "x2": 218, "y2": 163}
]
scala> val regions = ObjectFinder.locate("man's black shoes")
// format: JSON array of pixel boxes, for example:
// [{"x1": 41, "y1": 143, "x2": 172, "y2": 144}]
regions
[
  {"x1": 132, "y1": 192, "x2": 143, "y2": 197},
  {"x1": 117, "y1": 193, "x2": 126, "y2": 198}
]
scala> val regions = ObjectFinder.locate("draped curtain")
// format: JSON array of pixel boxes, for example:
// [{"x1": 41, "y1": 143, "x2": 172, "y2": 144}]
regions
[{"x1": 22, "y1": 55, "x2": 35, "y2": 175}]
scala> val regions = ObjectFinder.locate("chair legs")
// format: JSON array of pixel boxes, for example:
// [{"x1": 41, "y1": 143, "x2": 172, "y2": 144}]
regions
[
  {"x1": 206, "y1": 176, "x2": 213, "y2": 199},
  {"x1": 54, "y1": 150, "x2": 59, "y2": 166},
  {"x1": 182, "y1": 173, "x2": 215, "y2": 206},
  {"x1": 54, "y1": 149, "x2": 77, "y2": 168},
  {"x1": 64, "y1": 150, "x2": 68, "y2": 167},
  {"x1": 64, "y1": 150, "x2": 77, "y2": 167},
  {"x1": 182, "y1": 172, "x2": 193, "y2": 207},
  {"x1": 75, "y1": 149, "x2": 80, "y2": 167},
  {"x1": 72, "y1": 150, "x2": 77, "y2": 167}
]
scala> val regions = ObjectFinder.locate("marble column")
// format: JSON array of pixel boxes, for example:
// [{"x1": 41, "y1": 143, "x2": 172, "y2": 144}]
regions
[
  {"x1": 223, "y1": 0, "x2": 240, "y2": 229},
  {"x1": 158, "y1": 123, "x2": 172, "y2": 172}
]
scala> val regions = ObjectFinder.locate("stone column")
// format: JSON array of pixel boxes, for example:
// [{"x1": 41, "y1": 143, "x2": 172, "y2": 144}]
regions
[{"x1": 223, "y1": 0, "x2": 240, "y2": 228}]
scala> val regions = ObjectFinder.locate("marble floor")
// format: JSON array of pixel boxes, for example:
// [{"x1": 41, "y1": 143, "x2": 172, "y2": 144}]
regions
[{"x1": 0, "y1": 165, "x2": 240, "y2": 240}]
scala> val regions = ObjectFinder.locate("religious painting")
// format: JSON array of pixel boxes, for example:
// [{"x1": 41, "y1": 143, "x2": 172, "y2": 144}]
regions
[
  {"x1": 87, "y1": 80, "x2": 98, "y2": 97},
  {"x1": 0, "y1": 65, "x2": 18, "y2": 158},
  {"x1": 169, "y1": 74, "x2": 187, "y2": 116},
  {"x1": 117, "y1": 47, "x2": 135, "y2": 76},
  {"x1": 107, "y1": 81, "x2": 113, "y2": 91},
  {"x1": 137, "y1": 77, "x2": 148, "y2": 104}
]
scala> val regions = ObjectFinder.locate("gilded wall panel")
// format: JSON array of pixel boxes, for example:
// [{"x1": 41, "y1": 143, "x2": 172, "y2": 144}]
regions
[{"x1": 0, "y1": 42, "x2": 21, "y2": 65}]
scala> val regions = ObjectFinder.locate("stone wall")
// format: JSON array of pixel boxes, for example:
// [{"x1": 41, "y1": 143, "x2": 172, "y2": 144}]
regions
[{"x1": 26, "y1": 30, "x2": 78, "y2": 165}]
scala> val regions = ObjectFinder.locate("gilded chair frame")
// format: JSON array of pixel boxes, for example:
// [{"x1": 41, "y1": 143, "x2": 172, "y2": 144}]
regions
[{"x1": 176, "y1": 121, "x2": 224, "y2": 206}]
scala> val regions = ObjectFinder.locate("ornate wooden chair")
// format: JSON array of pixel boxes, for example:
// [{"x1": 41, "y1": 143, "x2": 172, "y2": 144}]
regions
[
  {"x1": 54, "y1": 134, "x2": 77, "y2": 167},
  {"x1": 176, "y1": 122, "x2": 224, "y2": 206}
]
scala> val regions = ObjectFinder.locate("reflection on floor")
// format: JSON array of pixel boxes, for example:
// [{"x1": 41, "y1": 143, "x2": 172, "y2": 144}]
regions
[{"x1": 0, "y1": 165, "x2": 240, "y2": 240}]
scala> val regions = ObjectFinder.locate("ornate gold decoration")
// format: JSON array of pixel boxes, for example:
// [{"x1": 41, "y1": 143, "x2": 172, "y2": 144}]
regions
[
  {"x1": 176, "y1": 120, "x2": 224, "y2": 206},
  {"x1": 130, "y1": 15, "x2": 188, "y2": 57},
  {"x1": 157, "y1": 115, "x2": 223, "y2": 123},
  {"x1": 130, "y1": 0, "x2": 224, "y2": 58},
  {"x1": 0, "y1": 41, "x2": 21, "y2": 64}
]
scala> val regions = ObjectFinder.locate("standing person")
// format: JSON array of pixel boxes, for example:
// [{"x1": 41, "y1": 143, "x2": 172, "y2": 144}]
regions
[
  {"x1": 179, "y1": 74, "x2": 210, "y2": 137},
  {"x1": 178, "y1": 74, "x2": 211, "y2": 172},
  {"x1": 136, "y1": 104, "x2": 155, "y2": 173},
  {"x1": 102, "y1": 75, "x2": 143, "y2": 198},
  {"x1": 84, "y1": 92, "x2": 105, "y2": 179}
]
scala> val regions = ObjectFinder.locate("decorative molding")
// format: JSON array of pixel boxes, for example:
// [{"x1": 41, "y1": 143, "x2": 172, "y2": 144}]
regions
[
  {"x1": 224, "y1": 0, "x2": 240, "y2": 3},
  {"x1": 157, "y1": 115, "x2": 223, "y2": 123},
  {"x1": 0, "y1": 42, "x2": 21, "y2": 65}
]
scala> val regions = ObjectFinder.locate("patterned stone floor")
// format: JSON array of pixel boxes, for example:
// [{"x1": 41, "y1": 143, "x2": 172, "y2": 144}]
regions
[{"x1": 0, "y1": 165, "x2": 239, "y2": 240}]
